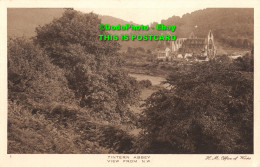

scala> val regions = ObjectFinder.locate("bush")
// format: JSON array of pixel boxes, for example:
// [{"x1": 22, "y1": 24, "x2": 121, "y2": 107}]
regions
[
  {"x1": 8, "y1": 101, "x2": 134, "y2": 154},
  {"x1": 232, "y1": 52, "x2": 254, "y2": 72},
  {"x1": 8, "y1": 37, "x2": 75, "y2": 106},
  {"x1": 34, "y1": 9, "x2": 140, "y2": 123},
  {"x1": 8, "y1": 9, "x2": 140, "y2": 153},
  {"x1": 8, "y1": 100, "x2": 136, "y2": 153},
  {"x1": 8, "y1": 100, "x2": 82, "y2": 153},
  {"x1": 138, "y1": 80, "x2": 152, "y2": 88},
  {"x1": 138, "y1": 61, "x2": 253, "y2": 154}
]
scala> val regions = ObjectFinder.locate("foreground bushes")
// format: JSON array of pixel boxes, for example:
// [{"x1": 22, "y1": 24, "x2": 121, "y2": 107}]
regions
[
  {"x1": 138, "y1": 60, "x2": 253, "y2": 154},
  {"x1": 8, "y1": 37, "x2": 75, "y2": 106},
  {"x1": 8, "y1": 39, "x2": 138, "y2": 153},
  {"x1": 8, "y1": 100, "x2": 135, "y2": 153},
  {"x1": 8, "y1": 9, "x2": 140, "y2": 153}
]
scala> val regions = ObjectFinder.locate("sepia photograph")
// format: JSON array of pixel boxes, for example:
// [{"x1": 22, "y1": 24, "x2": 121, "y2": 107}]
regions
[
  {"x1": 1, "y1": 0, "x2": 260, "y2": 166},
  {"x1": 7, "y1": 7, "x2": 254, "y2": 154}
]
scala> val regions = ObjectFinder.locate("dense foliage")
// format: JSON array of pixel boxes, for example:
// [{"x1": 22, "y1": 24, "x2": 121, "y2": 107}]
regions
[
  {"x1": 161, "y1": 8, "x2": 253, "y2": 48},
  {"x1": 8, "y1": 100, "x2": 135, "y2": 153},
  {"x1": 8, "y1": 9, "x2": 140, "y2": 153},
  {"x1": 34, "y1": 9, "x2": 140, "y2": 123},
  {"x1": 8, "y1": 37, "x2": 75, "y2": 106},
  {"x1": 138, "y1": 57, "x2": 253, "y2": 153}
]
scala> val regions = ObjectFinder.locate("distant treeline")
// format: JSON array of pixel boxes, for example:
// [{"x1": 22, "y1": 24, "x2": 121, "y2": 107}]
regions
[
  {"x1": 218, "y1": 38, "x2": 252, "y2": 48},
  {"x1": 159, "y1": 8, "x2": 253, "y2": 48},
  {"x1": 127, "y1": 47, "x2": 151, "y2": 54}
]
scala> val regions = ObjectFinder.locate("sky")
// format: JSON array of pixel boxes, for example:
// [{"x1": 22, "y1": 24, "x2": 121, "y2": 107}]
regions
[{"x1": 75, "y1": 8, "x2": 203, "y2": 25}]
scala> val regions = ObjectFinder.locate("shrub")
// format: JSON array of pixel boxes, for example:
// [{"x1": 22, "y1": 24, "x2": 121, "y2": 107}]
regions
[
  {"x1": 138, "y1": 80, "x2": 152, "y2": 88},
  {"x1": 8, "y1": 100, "x2": 136, "y2": 153},
  {"x1": 8, "y1": 37, "x2": 75, "y2": 106},
  {"x1": 232, "y1": 53, "x2": 254, "y2": 72},
  {"x1": 138, "y1": 61, "x2": 253, "y2": 154},
  {"x1": 8, "y1": 9, "x2": 140, "y2": 153},
  {"x1": 34, "y1": 9, "x2": 140, "y2": 123},
  {"x1": 8, "y1": 100, "x2": 82, "y2": 153}
]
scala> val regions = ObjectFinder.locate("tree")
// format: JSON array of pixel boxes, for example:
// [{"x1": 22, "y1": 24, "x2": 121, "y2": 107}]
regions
[
  {"x1": 127, "y1": 47, "x2": 136, "y2": 54},
  {"x1": 8, "y1": 37, "x2": 74, "y2": 105},
  {"x1": 138, "y1": 61, "x2": 253, "y2": 154},
  {"x1": 136, "y1": 47, "x2": 145, "y2": 53},
  {"x1": 34, "y1": 9, "x2": 140, "y2": 123},
  {"x1": 232, "y1": 52, "x2": 254, "y2": 72},
  {"x1": 35, "y1": 10, "x2": 120, "y2": 56}
]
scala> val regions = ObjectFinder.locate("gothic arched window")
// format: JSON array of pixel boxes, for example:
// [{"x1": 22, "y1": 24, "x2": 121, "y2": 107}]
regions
[{"x1": 208, "y1": 39, "x2": 213, "y2": 49}]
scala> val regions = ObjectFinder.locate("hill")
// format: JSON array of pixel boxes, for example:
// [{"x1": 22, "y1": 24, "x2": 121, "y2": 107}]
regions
[
  {"x1": 8, "y1": 8, "x2": 65, "y2": 37},
  {"x1": 161, "y1": 8, "x2": 254, "y2": 47},
  {"x1": 7, "y1": 8, "x2": 152, "y2": 51},
  {"x1": 97, "y1": 15, "x2": 154, "y2": 51},
  {"x1": 7, "y1": 8, "x2": 254, "y2": 51},
  {"x1": 100, "y1": 8, "x2": 254, "y2": 50}
]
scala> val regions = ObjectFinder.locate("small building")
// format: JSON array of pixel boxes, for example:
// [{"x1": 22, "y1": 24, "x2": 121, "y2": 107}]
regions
[{"x1": 157, "y1": 47, "x2": 171, "y2": 61}]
